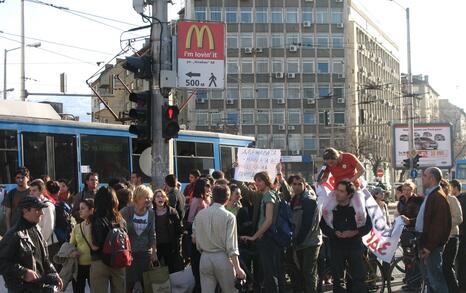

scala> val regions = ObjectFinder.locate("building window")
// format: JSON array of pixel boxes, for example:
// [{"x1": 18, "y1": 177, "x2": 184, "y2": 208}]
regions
[
  {"x1": 304, "y1": 112, "x2": 316, "y2": 124},
  {"x1": 210, "y1": 7, "x2": 222, "y2": 21},
  {"x1": 288, "y1": 134, "x2": 302, "y2": 151},
  {"x1": 272, "y1": 59, "x2": 284, "y2": 73},
  {"x1": 227, "y1": 34, "x2": 238, "y2": 49},
  {"x1": 256, "y1": 59, "x2": 269, "y2": 73},
  {"x1": 256, "y1": 134, "x2": 269, "y2": 148},
  {"x1": 211, "y1": 112, "x2": 223, "y2": 125},
  {"x1": 303, "y1": 86, "x2": 315, "y2": 99},
  {"x1": 317, "y1": 60, "x2": 329, "y2": 74},
  {"x1": 271, "y1": 34, "x2": 284, "y2": 48},
  {"x1": 286, "y1": 34, "x2": 300, "y2": 46},
  {"x1": 332, "y1": 35, "x2": 344, "y2": 48},
  {"x1": 316, "y1": 8, "x2": 328, "y2": 24},
  {"x1": 272, "y1": 135, "x2": 286, "y2": 150},
  {"x1": 227, "y1": 59, "x2": 239, "y2": 74},
  {"x1": 272, "y1": 85, "x2": 284, "y2": 99},
  {"x1": 288, "y1": 110, "x2": 301, "y2": 125},
  {"x1": 242, "y1": 111, "x2": 254, "y2": 125},
  {"x1": 286, "y1": 8, "x2": 298, "y2": 23},
  {"x1": 226, "y1": 111, "x2": 238, "y2": 125},
  {"x1": 211, "y1": 90, "x2": 223, "y2": 100},
  {"x1": 197, "y1": 89, "x2": 208, "y2": 100},
  {"x1": 333, "y1": 60, "x2": 344, "y2": 74},
  {"x1": 319, "y1": 85, "x2": 330, "y2": 98},
  {"x1": 302, "y1": 34, "x2": 313, "y2": 49},
  {"x1": 303, "y1": 11, "x2": 312, "y2": 22},
  {"x1": 318, "y1": 112, "x2": 327, "y2": 125},
  {"x1": 273, "y1": 111, "x2": 285, "y2": 124},
  {"x1": 331, "y1": 9, "x2": 343, "y2": 24},
  {"x1": 240, "y1": 8, "x2": 252, "y2": 23},
  {"x1": 255, "y1": 7, "x2": 268, "y2": 23},
  {"x1": 316, "y1": 34, "x2": 329, "y2": 48},
  {"x1": 255, "y1": 34, "x2": 268, "y2": 48},
  {"x1": 287, "y1": 59, "x2": 299, "y2": 73},
  {"x1": 334, "y1": 112, "x2": 345, "y2": 124},
  {"x1": 256, "y1": 111, "x2": 270, "y2": 125},
  {"x1": 227, "y1": 86, "x2": 239, "y2": 99},
  {"x1": 240, "y1": 34, "x2": 253, "y2": 48},
  {"x1": 226, "y1": 8, "x2": 237, "y2": 23},
  {"x1": 304, "y1": 135, "x2": 317, "y2": 150},
  {"x1": 241, "y1": 86, "x2": 254, "y2": 99},
  {"x1": 195, "y1": 7, "x2": 206, "y2": 20},
  {"x1": 271, "y1": 8, "x2": 283, "y2": 23},
  {"x1": 196, "y1": 112, "x2": 208, "y2": 126},
  {"x1": 302, "y1": 60, "x2": 314, "y2": 73},
  {"x1": 241, "y1": 59, "x2": 253, "y2": 73},
  {"x1": 256, "y1": 86, "x2": 269, "y2": 99},
  {"x1": 333, "y1": 86, "x2": 344, "y2": 99},
  {"x1": 287, "y1": 85, "x2": 300, "y2": 99}
]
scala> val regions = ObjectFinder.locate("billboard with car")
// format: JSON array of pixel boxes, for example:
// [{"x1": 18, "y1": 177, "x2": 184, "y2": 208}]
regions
[{"x1": 393, "y1": 123, "x2": 453, "y2": 169}]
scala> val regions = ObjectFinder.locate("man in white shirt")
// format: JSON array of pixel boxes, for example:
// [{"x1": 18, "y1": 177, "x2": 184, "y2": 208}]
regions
[
  {"x1": 193, "y1": 185, "x2": 246, "y2": 292},
  {"x1": 29, "y1": 179, "x2": 56, "y2": 247}
]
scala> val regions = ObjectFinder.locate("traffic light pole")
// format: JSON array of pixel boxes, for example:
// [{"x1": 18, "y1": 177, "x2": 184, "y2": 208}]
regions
[{"x1": 151, "y1": 0, "x2": 171, "y2": 188}]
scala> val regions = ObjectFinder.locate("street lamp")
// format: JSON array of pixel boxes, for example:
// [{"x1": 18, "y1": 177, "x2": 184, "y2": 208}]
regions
[{"x1": 3, "y1": 42, "x2": 41, "y2": 100}]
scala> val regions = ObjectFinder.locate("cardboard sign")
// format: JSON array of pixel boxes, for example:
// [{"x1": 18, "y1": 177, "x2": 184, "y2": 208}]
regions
[{"x1": 234, "y1": 148, "x2": 281, "y2": 182}]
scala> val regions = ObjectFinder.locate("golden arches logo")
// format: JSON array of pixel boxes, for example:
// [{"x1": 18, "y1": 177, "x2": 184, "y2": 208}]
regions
[{"x1": 185, "y1": 25, "x2": 215, "y2": 50}]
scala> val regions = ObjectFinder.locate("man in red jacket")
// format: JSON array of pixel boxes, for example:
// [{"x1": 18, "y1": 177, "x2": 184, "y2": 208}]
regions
[{"x1": 415, "y1": 167, "x2": 451, "y2": 292}]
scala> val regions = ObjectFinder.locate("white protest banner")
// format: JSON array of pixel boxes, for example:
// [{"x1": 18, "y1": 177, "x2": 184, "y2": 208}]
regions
[
  {"x1": 234, "y1": 148, "x2": 281, "y2": 182},
  {"x1": 363, "y1": 216, "x2": 405, "y2": 263}
]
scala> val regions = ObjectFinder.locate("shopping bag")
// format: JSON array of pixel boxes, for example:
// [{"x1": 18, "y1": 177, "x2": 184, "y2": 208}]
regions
[
  {"x1": 143, "y1": 265, "x2": 170, "y2": 293},
  {"x1": 169, "y1": 265, "x2": 195, "y2": 293}
]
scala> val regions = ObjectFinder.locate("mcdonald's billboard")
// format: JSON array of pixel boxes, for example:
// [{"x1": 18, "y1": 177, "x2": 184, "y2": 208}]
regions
[{"x1": 177, "y1": 21, "x2": 225, "y2": 89}]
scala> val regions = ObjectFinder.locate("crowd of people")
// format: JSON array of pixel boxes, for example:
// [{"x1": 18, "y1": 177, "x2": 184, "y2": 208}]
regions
[{"x1": 0, "y1": 147, "x2": 465, "y2": 293}]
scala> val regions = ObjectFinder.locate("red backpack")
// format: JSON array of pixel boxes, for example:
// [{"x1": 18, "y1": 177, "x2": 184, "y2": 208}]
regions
[{"x1": 102, "y1": 224, "x2": 132, "y2": 268}]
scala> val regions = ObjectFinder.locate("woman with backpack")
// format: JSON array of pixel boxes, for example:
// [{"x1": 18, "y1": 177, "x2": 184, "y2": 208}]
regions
[
  {"x1": 238, "y1": 171, "x2": 284, "y2": 293},
  {"x1": 120, "y1": 185, "x2": 157, "y2": 293},
  {"x1": 69, "y1": 198, "x2": 95, "y2": 293},
  {"x1": 152, "y1": 189, "x2": 184, "y2": 273},
  {"x1": 90, "y1": 186, "x2": 127, "y2": 293}
]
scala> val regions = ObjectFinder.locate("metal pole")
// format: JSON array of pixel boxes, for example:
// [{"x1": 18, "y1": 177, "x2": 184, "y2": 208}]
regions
[
  {"x1": 20, "y1": 0, "x2": 26, "y2": 101},
  {"x1": 151, "y1": 0, "x2": 171, "y2": 188},
  {"x1": 406, "y1": 7, "x2": 414, "y2": 170},
  {"x1": 3, "y1": 49, "x2": 7, "y2": 100}
]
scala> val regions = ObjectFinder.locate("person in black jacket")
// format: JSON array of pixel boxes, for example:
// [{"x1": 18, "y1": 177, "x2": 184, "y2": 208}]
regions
[
  {"x1": 320, "y1": 180, "x2": 372, "y2": 293},
  {"x1": 0, "y1": 196, "x2": 63, "y2": 293}
]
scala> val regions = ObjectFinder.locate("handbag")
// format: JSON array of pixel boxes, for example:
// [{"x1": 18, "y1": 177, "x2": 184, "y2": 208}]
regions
[
  {"x1": 169, "y1": 265, "x2": 195, "y2": 293},
  {"x1": 143, "y1": 264, "x2": 171, "y2": 293}
]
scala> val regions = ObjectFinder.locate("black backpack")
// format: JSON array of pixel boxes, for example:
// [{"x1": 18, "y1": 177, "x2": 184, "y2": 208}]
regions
[{"x1": 54, "y1": 201, "x2": 73, "y2": 244}]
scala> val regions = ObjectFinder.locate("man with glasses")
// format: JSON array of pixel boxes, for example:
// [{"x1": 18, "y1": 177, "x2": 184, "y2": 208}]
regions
[{"x1": 2, "y1": 167, "x2": 30, "y2": 230}]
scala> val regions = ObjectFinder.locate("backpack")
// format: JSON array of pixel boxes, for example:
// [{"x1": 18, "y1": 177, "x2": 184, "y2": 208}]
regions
[
  {"x1": 102, "y1": 223, "x2": 133, "y2": 268},
  {"x1": 266, "y1": 193, "x2": 294, "y2": 248},
  {"x1": 54, "y1": 201, "x2": 73, "y2": 244}
]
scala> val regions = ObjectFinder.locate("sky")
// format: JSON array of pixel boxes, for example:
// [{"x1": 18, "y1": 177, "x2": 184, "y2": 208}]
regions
[{"x1": 0, "y1": 0, "x2": 465, "y2": 121}]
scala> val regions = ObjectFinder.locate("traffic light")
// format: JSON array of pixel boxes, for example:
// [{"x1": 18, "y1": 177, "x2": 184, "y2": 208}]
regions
[
  {"x1": 128, "y1": 91, "x2": 151, "y2": 142},
  {"x1": 122, "y1": 56, "x2": 152, "y2": 80},
  {"x1": 403, "y1": 158, "x2": 410, "y2": 169},
  {"x1": 412, "y1": 154, "x2": 421, "y2": 169},
  {"x1": 324, "y1": 111, "x2": 330, "y2": 126},
  {"x1": 162, "y1": 104, "x2": 180, "y2": 139}
]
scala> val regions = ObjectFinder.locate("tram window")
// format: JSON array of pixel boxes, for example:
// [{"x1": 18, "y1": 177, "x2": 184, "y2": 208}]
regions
[
  {"x1": 176, "y1": 141, "x2": 214, "y2": 182},
  {"x1": 220, "y1": 146, "x2": 235, "y2": 180},
  {"x1": 197, "y1": 142, "x2": 214, "y2": 157},
  {"x1": 22, "y1": 133, "x2": 47, "y2": 180},
  {"x1": 176, "y1": 141, "x2": 214, "y2": 157},
  {"x1": 176, "y1": 158, "x2": 215, "y2": 182},
  {"x1": 0, "y1": 130, "x2": 18, "y2": 184},
  {"x1": 54, "y1": 135, "x2": 78, "y2": 193},
  {"x1": 81, "y1": 135, "x2": 130, "y2": 183}
]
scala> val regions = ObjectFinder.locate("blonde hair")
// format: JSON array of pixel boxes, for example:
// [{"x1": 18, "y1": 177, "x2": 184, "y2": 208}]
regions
[
  {"x1": 153, "y1": 189, "x2": 169, "y2": 204},
  {"x1": 403, "y1": 180, "x2": 416, "y2": 191},
  {"x1": 133, "y1": 185, "x2": 154, "y2": 202}
]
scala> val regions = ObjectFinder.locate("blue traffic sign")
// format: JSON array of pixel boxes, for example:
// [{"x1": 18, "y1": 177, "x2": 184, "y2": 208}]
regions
[{"x1": 410, "y1": 169, "x2": 418, "y2": 179}]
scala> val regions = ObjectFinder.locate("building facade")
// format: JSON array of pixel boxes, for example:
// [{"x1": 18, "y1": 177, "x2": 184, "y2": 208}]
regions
[
  {"x1": 401, "y1": 74, "x2": 440, "y2": 124},
  {"x1": 439, "y1": 99, "x2": 466, "y2": 160}
]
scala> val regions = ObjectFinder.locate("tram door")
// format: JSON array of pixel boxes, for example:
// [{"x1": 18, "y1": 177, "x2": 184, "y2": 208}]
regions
[{"x1": 22, "y1": 132, "x2": 78, "y2": 192}]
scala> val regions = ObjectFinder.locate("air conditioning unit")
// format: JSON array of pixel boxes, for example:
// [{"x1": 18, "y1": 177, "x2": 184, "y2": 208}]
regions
[
  {"x1": 255, "y1": 48, "x2": 263, "y2": 53},
  {"x1": 305, "y1": 0, "x2": 314, "y2": 2},
  {"x1": 279, "y1": 125, "x2": 286, "y2": 130},
  {"x1": 275, "y1": 72, "x2": 284, "y2": 79},
  {"x1": 287, "y1": 73, "x2": 296, "y2": 78},
  {"x1": 196, "y1": 98, "x2": 206, "y2": 104},
  {"x1": 336, "y1": 0, "x2": 343, "y2": 2},
  {"x1": 288, "y1": 125, "x2": 296, "y2": 130},
  {"x1": 337, "y1": 23, "x2": 344, "y2": 28},
  {"x1": 292, "y1": 150, "x2": 301, "y2": 155},
  {"x1": 277, "y1": 99, "x2": 286, "y2": 104},
  {"x1": 303, "y1": 21, "x2": 311, "y2": 27},
  {"x1": 227, "y1": 99, "x2": 234, "y2": 105},
  {"x1": 307, "y1": 98, "x2": 316, "y2": 104},
  {"x1": 337, "y1": 74, "x2": 344, "y2": 78},
  {"x1": 289, "y1": 45, "x2": 298, "y2": 52},
  {"x1": 337, "y1": 98, "x2": 345, "y2": 103},
  {"x1": 244, "y1": 47, "x2": 253, "y2": 54},
  {"x1": 217, "y1": 124, "x2": 224, "y2": 130}
]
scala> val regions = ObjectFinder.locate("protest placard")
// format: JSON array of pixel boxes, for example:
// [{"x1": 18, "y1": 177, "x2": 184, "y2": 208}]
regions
[{"x1": 234, "y1": 148, "x2": 281, "y2": 182}]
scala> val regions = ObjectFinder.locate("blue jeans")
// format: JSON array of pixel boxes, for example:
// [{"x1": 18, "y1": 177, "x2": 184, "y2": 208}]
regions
[{"x1": 419, "y1": 245, "x2": 449, "y2": 293}]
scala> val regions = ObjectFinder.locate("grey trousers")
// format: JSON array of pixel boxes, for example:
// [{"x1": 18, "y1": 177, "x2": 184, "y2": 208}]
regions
[{"x1": 200, "y1": 251, "x2": 237, "y2": 293}]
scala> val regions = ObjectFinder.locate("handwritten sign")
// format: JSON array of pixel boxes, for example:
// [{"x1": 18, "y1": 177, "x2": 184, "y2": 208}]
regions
[{"x1": 234, "y1": 148, "x2": 281, "y2": 182}]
